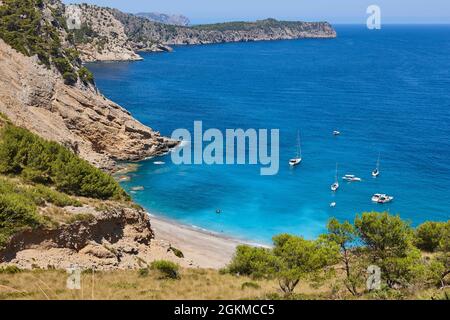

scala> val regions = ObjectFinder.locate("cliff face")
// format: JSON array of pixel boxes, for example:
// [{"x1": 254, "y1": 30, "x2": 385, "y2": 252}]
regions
[
  {"x1": 117, "y1": 16, "x2": 337, "y2": 48},
  {"x1": 0, "y1": 39, "x2": 176, "y2": 170},
  {"x1": 0, "y1": 204, "x2": 156, "y2": 270},
  {"x1": 68, "y1": 4, "x2": 142, "y2": 62},
  {"x1": 70, "y1": 4, "x2": 336, "y2": 61}
]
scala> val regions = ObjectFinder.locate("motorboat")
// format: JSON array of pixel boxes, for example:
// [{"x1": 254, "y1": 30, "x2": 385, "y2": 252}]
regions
[
  {"x1": 342, "y1": 174, "x2": 362, "y2": 182},
  {"x1": 372, "y1": 193, "x2": 394, "y2": 204}
]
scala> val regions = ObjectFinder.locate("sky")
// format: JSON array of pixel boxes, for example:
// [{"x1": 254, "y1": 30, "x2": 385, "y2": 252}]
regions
[{"x1": 63, "y1": 0, "x2": 450, "y2": 24}]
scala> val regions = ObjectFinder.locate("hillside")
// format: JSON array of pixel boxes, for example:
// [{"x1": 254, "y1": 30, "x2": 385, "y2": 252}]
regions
[
  {"x1": 0, "y1": 118, "x2": 183, "y2": 270},
  {"x1": 136, "y1": 12, "x2": 190, "y2": 26},
  {"x1": 68, "y1": 4, "x2": 336, "y2": 61},
  {"x1": 0, "y1": 0, "x2": 176, "y2": 170}
]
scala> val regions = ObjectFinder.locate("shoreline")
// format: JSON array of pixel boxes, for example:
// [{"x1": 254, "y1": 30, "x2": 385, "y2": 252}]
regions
[{"x1": 148, "y1": 213, "x2": 267, "y2": 269}]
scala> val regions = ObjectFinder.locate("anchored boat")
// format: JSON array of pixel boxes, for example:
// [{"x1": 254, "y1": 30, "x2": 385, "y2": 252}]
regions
[
  {"x1": 289, "y1": 130, "x2": 302, "y2": 167},
  {"x1": 342, "y1": 174, "x2": 362, "y2": 182},
  {"x1": 372, "y1": 193, "x2": 394, "y2": 204},
  {"x1": 372, "y1": 152, "x2": 381, "y2": 177},
  {"x1": 331, "y1": 163, "x2": 339, "y2": 191}
]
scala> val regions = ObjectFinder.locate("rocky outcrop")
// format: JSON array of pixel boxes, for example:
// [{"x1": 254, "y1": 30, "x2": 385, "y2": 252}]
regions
[
  {"x1": 0, "y1": 204, "x2": 169, "y2": 270},
  {"x1": 136, "y1": 12, "x2": 190, "y2": 26},
  {"x1": 67, "y1": 4, "x2": 142, "y2": 62},
  {"x1": 0, "y1": 39, "x2": 177, "y2": 170}
]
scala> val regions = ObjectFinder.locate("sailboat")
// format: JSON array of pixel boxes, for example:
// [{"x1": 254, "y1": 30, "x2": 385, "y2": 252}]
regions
[
  {"x1": 372, "y1": 152, "x2": 380, "y2": 177},
  {"x1": 331, "y1": 163, "x2": 339, "y2": 191},
  {"x1": 289, "y1": 131, "x2": 302, "y2": 166}
]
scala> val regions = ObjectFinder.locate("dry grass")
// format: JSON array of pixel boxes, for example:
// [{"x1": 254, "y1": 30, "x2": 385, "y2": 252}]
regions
[
  {"x1": 0, "y1": 268, "x2": 283, "y2": 300},
  {"x1": 0, "y1": 268, "x2": 445, "y2": 300}
]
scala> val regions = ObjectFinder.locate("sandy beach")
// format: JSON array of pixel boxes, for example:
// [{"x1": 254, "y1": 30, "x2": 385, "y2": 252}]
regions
[{"x1": 149, "y1": 215, "x2": 247, "y2": 269}]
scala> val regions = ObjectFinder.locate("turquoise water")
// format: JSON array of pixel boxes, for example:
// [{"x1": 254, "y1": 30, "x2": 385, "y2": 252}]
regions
[{"x1": 88, "y1": 25, "x2": 450, "y2": 244}]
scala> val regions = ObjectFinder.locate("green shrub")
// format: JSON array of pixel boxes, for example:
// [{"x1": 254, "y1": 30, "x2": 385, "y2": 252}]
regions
[
  {"x1": 78, "y1": 67, "x2": 94, "y2": 84},
  {"x1": 65, "y1": 213, "x2": 95, "y2": 224},
  {"x1": 227, "y1": 245, "x2": 275, "y2": 279},
  {"x1": 0, "y1": 265, "x2": 22, "y2": 274},
  {"x1": 355, "y1": 212, "x2": 425, "y2": 288},
  {"x1": 169, "y1": 246, "x2": 184, "y2": 258},
  {"x1": 241, "y1": 281, "x2": 260, "y2": 290},
  {"x1": 0, "y1": 124, "x2": 128, "y2": 201},
  {"x1": 138, "y1": 267, "x2": 149, "y2": 277},
  {"x1": 415, "y1": 221, "x2": 447, "y2": 252},
  {"x1": 150, "y1": 260, "x2": 180, "y2": 279},
  {"x1": 28, "y1": 185, "x2": 81, "y2": 207},
  {"x1": 62, "y1": 72, "x2": 78, "y2": 85},
  {"x1": 0, "y1": 191, "x2": 42, "y2": 248},
  {"x1": 53, "y1": 57, "x2": 74, "y2": 75}
]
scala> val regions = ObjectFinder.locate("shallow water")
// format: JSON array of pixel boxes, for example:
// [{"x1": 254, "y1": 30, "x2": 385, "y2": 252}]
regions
[{"x1": 88, "y1": 25, "x2": 450, "y2": 244}]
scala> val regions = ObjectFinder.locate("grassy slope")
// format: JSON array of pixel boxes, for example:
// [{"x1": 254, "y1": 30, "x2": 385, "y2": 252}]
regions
[
  {"x1": 0, "y1": 116, "x2": 129, "y2": 248},
  {"x1": 0, "y1": 268, "x2": 448, "y2": 300}
]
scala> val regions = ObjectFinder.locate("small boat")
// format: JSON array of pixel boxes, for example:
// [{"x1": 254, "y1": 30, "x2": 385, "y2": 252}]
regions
[
  {"x1": 131, "y1": 186, "x2": 145, "y2": 191},
  {"x1": 342, "y1": 174, "x2": 362, "y2": 182},
  {"x1": 371, "y1": 193, "x2": 382, "y2": 202},
  {"x1": 372, "y1": 193, "x2": 394, "y2": 204},
  {"x1": 378, "y1": 195, "x2": 394, "y2": 203},
  {"x1": 289, "y1": 131, "x2": 302, "y2": 167},
  {"x1": 333, "y1": 130, "x2": 341, "y2": 136},
  {"x1": 153, "y1": 161, "x2": 165, "y2": 165},
  {"x1": 330, "y1": 202, "x2": 336, "y2": 207},
  {"x1": 372, "y1": 152, "x2": 381, "y2": 177},
  {"x1": 331, "y1": 163, "x2": 339, "y2": 191}
]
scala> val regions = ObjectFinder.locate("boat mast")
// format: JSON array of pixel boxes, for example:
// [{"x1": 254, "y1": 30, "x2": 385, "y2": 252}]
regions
[
  {"x1": 335, "y1": 163, "x2": 338, "y2": 183},
  {"x1": 297, "y1": 131, "x2": 302, "y2": 159},
  {"x1": 376, "y1": 152, "x2": 381, "y2": 170}
]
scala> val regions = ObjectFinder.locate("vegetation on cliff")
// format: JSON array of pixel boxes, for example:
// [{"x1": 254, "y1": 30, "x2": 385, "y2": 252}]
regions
[
  {"x1": 0, "y1": 177, "x2": 82, "y2": 248},
  {"x1": 192, "y1": 18, "x2": 329, "y2": 32},
  {"x1": 0, "y1": 122, "x2": 128, "y2": 200},
  {"x1": 0, "y1": 0, "x2": 93, "y2": 85},
  {"x1": 0, "y1": 117, "x2": 130, "y2": 248}
]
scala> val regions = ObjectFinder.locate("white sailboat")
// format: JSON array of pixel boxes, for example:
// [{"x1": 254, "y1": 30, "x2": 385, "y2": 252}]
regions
[
  {"x1": 331, "y1": 163, "x2": 339, "y2": 191},
  {"x1": 372, "y1": 152, "x2": 381, "y2": 177},
  {"x1": 289, "y1": 131, "x2": 302, "y2": 166}
]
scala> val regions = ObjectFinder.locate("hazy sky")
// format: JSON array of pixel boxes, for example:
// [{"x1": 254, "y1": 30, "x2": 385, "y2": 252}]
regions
[{"x1": 63, "y1": 0, "x2": 450, "y2": 24}]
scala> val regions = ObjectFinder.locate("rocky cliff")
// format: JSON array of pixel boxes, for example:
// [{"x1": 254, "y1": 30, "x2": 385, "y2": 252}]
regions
[
  {"x1": 0, "y1": 39, "x2": 176, "y2": 170},
  {"x1": 69, "y1": 4, "x2": 336, "y2": 61},
  {"x1": 118, "y1": 16, "x2": 337, "y2": 48},
  {"x1": 0, "y1": 0, "x2": 176, "y2": 170},
  {"x1": 0, "y1": 203, "x2": 156, "y2": 270},
  {"x1": 67, "y1": 4, "x2": 142, "y2": 62}
]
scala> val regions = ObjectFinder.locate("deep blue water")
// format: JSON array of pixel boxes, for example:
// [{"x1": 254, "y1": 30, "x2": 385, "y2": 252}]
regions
[{"x1": 88, "y1": 25, "x2": 450, "y2": 244}]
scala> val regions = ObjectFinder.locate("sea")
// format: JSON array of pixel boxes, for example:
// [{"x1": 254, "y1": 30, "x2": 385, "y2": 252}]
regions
[{"x1": 87, "y1": 25, "x2": 450, "y2": 244}]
